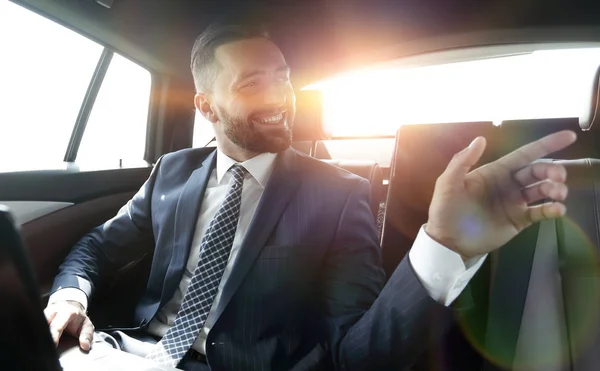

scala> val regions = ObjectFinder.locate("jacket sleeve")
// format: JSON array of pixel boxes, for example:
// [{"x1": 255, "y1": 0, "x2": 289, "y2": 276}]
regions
[
  {"x1": 322, "y1": 178, "x2": 452, "y2": 370},
  {"x1": 50, "y1": 156, "x2": 165, "y2": 301}
]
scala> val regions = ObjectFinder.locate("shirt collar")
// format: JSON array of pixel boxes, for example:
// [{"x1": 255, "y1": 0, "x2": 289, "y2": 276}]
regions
[{"x1": 216, "y1": 150, "x2": 278, "y2": 188}]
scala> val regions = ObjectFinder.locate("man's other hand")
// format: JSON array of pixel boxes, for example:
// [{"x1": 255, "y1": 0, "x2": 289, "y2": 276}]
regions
[
  {"x1": 44, "y1": 300, "x2": 95, "y2": 351},
  {"x1": 425, "y1": 130, "x2": 577, "y2": 259}
]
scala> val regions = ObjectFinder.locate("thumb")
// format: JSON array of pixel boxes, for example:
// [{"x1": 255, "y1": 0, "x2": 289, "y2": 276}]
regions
[
  {"x1": 77, "y1": 317, "x2": 95, "y2": 351},
  {"x1": 444, "y1": 137, "x2": 487, "y2": 182}
]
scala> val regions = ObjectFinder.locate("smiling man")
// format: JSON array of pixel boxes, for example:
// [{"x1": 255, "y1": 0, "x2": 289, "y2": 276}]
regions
[
  {"x1": 196, "y1": 34, "x2": 295, "y2": 159},
  {"x1": 44, "y1": 23, "x2": 576, "y2": 371}
]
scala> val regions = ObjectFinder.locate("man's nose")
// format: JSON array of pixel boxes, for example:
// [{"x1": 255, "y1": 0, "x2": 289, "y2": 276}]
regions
[{"x1": 262, "y1": 82, "x2": 287, "y2": 106}]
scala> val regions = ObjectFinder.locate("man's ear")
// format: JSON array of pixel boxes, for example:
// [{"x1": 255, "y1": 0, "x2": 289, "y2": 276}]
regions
[{"x1": 194, "y1": 93, "x2": 218, "y2": 123}]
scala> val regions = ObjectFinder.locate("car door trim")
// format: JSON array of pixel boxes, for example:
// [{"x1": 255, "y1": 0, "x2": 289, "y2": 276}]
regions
[{"x1": 0, "y1": 201, "x2": 73, "y2": 225}]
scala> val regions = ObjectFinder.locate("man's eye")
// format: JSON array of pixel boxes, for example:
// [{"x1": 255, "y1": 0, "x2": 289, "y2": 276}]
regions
[{"x1": 243, "y1": 81, "x2": 257, "y2": 88}]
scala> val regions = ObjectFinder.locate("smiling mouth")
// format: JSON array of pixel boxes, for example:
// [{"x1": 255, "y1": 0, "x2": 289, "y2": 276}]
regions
[{"x1": 252, "y1": 112, "x2": 286, "y2": 126}]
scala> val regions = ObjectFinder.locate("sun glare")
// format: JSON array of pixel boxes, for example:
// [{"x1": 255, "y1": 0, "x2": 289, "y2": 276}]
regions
[{"x1": 315, "y1": 48, "x2": 600, "y2": 137}]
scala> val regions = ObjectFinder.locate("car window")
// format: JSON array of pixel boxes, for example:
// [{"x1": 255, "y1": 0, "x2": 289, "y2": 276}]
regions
[
  {"x1": 77, "y1": 54, "x2": 151, "y2": 167},
  {"x1": 193, "y1": 110, "x2": 216, "y2": 148},
  {"x1": 319, "y1": 47, "x2": 600, "y2": 137},
  {"x1": 0, "y1": 1, "x2": 151, "y2": 171},
  {"x1": 0, "y1": 1, "x2": 101, "y2": 171}
]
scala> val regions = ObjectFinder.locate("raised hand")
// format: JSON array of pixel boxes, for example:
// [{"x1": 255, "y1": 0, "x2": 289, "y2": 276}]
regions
[{"x1": 425, "y1": 130, "x2": 577, "y2": 259}]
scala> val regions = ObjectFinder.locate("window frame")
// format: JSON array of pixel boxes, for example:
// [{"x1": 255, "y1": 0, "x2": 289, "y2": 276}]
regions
[
  {"x1": 63, "y1": 46, "x2": 156, "y2": 166},
  {"x1": 63, "y1": 49, "x2": 114, "y2": 162}
]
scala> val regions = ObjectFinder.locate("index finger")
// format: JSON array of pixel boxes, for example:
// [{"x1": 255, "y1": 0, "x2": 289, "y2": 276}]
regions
[
  {"x1": 49, "y1": 310, "x2": 73, "y2": 345},
  {"x1": 497, "y1": 130, "x2": 577, "y2": 171},
  {"x1": 44, "y1": 307, "x2": 58, "y2": 325}
]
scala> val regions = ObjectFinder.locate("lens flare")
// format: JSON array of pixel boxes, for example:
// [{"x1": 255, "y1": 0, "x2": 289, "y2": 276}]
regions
[{"x1": 455, "y1": 216, "x2": 600, "y2": 370}]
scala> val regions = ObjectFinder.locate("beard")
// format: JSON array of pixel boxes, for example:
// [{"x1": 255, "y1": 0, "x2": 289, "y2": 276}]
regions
[{"x1": 216, "y1": 105, "x2": 293, "y2": 154}]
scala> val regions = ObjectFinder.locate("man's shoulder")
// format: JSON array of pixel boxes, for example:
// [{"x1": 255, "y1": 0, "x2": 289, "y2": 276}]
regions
[
  {"x1": 161, "y1": 147, "x2": 215, "y2": 164},
  {"x1": 293, "y1": 149, "x2": 367, "y2": 189},
  {"x1": 160, "y1": 147, "x2": 216, "y2": 168},
  {"x1": 154, "y1": 147, "x2": 216, "y2": 179}
]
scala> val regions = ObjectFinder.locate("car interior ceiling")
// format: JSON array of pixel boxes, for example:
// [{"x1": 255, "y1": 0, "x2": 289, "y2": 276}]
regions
[
  {"x1": 11, "y1": 0, "x2": 600, "y2": 369},
  {"x1": 14, "y1": 0, "x2": 600, "y2": 163}
]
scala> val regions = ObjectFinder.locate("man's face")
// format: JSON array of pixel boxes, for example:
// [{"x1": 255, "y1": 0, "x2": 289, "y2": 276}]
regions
[{"x1": 204, "y1": 38, "x2": 296, "y2": 154}]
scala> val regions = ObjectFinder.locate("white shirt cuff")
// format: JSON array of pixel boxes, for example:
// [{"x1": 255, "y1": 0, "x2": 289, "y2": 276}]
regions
[
  {"x1": 409, "y1": 225, "x2": 487, "y2": 306},
  {"x1": 48, "y1": 287, "x2": 88, "y2": 311}
]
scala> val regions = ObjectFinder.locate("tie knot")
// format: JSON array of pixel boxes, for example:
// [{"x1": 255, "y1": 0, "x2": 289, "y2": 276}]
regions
[{"x1": 229, "y1": 164, "x2": 246, "y2": 186}]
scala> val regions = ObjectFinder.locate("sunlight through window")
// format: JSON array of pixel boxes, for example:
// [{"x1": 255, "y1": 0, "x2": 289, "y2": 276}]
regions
[
  {"x1": 77, "y1": 54, "x2": 151, "y2": 167},
  {"x1": 1, "y1": 1, "x2": 151, "y2": 171},
  {"x1": 0, "y1": 1, "x2": 102, "y2": 170},
  {"x1": 316, "y1": 48, "x2": 600, "y2": 137}
]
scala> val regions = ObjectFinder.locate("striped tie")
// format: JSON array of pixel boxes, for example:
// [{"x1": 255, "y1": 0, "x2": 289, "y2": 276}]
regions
[{"x1": 145, "y1": 164, "x2": 246, "y2": 367}]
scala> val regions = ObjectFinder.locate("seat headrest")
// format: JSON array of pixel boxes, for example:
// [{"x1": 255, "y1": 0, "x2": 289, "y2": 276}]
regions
[
  {"x1": 292, "y1": 90, "x2": 330, "y2": 142},
  {"x1": 392, "y1": 121, "x2": 497, "y2": 211},
  {"x1": 579, "y1": 65, "x2": 600, "y2": 131}
]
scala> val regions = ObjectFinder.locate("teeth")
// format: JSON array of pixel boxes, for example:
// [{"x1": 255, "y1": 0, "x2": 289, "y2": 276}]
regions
[{"x1": 256, "y1": 113, "x2": 283, "y2": 125}]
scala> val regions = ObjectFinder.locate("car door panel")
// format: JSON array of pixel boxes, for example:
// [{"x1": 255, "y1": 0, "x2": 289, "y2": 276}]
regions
[{"x1": 0, "y1": 167, "x2": 153, "y2": 323}]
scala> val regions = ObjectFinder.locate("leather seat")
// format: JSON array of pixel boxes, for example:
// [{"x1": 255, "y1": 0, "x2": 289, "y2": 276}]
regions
[
  {"x1": 381, "y1": 121, "x2": 498, "y2": 277},
  {"x1": 498, "y1": 118, "x2": 599, "y2": 159},
  {"x1": 321, "y1": 159, "x2": 383, "y2": 221},
  {"x1": 380, "y1": 119, "x2": 594, "y2": 278},
  {"x1": 382, "y1": 119, "x2": 600, "y2": 370}
]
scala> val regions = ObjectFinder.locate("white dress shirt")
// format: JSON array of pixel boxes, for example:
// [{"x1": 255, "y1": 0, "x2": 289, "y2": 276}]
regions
[
  {"x1": 409, "y1": 228, "x2": 486, "y2": 306},
  {"x1": 49, "y1": 149, "x2": 486, "y2": 354},
  {"x1": 145, "y1": 150, "x2": 277, "y2": 354}
]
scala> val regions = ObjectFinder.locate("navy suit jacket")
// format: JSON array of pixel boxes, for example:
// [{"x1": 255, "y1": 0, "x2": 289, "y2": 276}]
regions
[{"x1": 52, "y1": 147, "x2": 449, "y2": 370}]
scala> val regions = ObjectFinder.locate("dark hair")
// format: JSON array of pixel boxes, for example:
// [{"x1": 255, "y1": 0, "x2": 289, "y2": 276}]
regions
[{"x1": 190, "y1": 23, "x2": 270, "y2": 92}]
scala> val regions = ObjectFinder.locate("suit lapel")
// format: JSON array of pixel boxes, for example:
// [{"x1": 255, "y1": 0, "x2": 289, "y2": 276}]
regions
[
  {"x1": 161, "y1": 150, "x2": 217, "y2": 304},
  {"x1": 213, "y1": 148, "x2": 301, "y2": 322}
]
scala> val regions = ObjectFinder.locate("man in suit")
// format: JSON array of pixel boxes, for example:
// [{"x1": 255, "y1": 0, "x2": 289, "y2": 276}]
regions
[{"x1": 44, "y1": 23, "x2": 576, "y2": 370}]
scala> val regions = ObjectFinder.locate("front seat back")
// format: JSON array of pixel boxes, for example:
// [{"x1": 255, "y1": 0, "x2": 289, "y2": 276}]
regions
[
  {"x1": 484, "y1": 159, "x2": 600, "y2": 371},
  {"x1": 381, "y1": 121, "x2": 497, "y2": 277}
]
